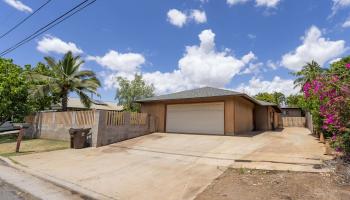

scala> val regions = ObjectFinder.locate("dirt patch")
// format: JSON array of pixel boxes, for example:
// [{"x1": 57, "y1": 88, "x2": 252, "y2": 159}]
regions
[{"x1": 195, "y1": 168, "x2": 350, "y2": 200}]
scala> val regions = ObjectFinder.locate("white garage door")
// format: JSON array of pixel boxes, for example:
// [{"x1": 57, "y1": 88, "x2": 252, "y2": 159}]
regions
[{"x1": 166, "y1": 102, "x2": 224, "y2": 135}]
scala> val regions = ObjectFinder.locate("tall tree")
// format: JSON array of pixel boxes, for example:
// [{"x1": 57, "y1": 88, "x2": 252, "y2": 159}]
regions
[
  {"x1": 286, "y1": 94, "x2": 306, "y2": 108},
  {"x1": 254, "y1": 92, "x2": 286, "y2": 106},
  {"x1": 115, "y1": 74, "x2": 154, "y2": 112},
  {"x1": 29, "y1": 51, "x2": 101, "y2": 111},
  {"x1": 0, "y1": 58, "x2": 30, "y2": 122},
  {"x1": 292, "y1": 60, "x2": 325, "y2": 90},
  {"x1": 24, "y1": 62, "x2": 60, "y2": 111}
]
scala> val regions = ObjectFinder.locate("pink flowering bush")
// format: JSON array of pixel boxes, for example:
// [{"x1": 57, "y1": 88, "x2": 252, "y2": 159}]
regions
[{"x1": 303, "y1": 62, "x2": 350, "y2": 156}]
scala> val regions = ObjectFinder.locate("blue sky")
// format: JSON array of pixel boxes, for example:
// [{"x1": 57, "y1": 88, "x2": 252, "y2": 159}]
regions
[{"x1": 1, "y1": 0, "x2": 350, "y2": 101}]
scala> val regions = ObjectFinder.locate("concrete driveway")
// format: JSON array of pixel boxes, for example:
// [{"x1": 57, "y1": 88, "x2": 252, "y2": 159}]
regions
[{"x1": 12, "y1": 127, "x2": 331, "y2": 200}]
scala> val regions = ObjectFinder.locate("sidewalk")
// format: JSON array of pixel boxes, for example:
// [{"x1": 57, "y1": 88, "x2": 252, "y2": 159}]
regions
[{"x1": 0, "y1": 159, "x2": 88, "y2": 200}]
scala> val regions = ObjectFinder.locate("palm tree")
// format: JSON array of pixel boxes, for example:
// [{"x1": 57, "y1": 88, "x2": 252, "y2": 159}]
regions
[
  {"x1": 292, "y1": 60, "x2": 325, "y2": 90},
  {"x1": 29, "y1": 51, "x2": 101, "y2": 111}
]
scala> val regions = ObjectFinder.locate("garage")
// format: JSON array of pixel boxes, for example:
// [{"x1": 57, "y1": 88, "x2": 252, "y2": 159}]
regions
[{"x1": 166, "y1": 102, "x2": 224, "y2": 135}]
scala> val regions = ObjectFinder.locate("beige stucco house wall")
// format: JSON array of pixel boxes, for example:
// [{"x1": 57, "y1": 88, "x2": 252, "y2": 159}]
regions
[{"x1": 140, "y1": 91, "x2": 280, "y2": 135}]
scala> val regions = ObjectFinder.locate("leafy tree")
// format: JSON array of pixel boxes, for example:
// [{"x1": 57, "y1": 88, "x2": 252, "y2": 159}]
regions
[
  {"x1": 115, "y1": 74, "x2": 154, "y2": 112},
  {"x1": 29, "y1": 51, "x2": 101, "y2": 111},
  {"x1": 24, "y1": 62, "x2": 60, "y2": 111},
  {"x1": 254, "y1": 92, "x2": 286, "y2": 106},
  {"x1": 286, "y1": 94, "x2": 306, "y2": 108},
  {"x1": 329, "y1": 56, "x2": 350, "y2": 80},
  {"x1": 292, "y1": 60, "x2": 325, "y2": 91},
  {"x1": 0, "y1": 58, "x2": 30, "y2": 122}
]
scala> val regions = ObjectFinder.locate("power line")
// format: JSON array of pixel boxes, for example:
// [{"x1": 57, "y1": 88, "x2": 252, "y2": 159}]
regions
[
  {"x1": 0, "y1": 0, "x2": 52, "y2": 40},
  {"x1": 0, "y1": 0, "x2": 96, "y2": 57},
  {"x1": 0, "y1": 0, "x2": 95, "y2": 56}
]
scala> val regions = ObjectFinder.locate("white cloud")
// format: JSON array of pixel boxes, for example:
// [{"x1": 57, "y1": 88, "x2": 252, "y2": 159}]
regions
[
  {"x1": 248, "y1": 34, "x2": 256, "y2": 39},
  {"x1": 190, "y1": 9, "x2": 207, "y2": 24},
  {"x1": 167, "y1": 9, "x2": 187, "y2": 27},
  {"x1": 99, "y1": 71, "x2": 135, "y2": 90},
  {"x1": 87, "y1": 50, "x2": 145, "y2": 73},
  {"x1": 143, "y1": 29, "x2": 255, "y2": 94},
  {"x1": 98, "y1": 29, "x2": 255, "y2": 94},
  {"x1": 37, "y1": 35, "x2": 83, "y2": 55},
  {"x1": 3, "y1": 0, "x2": 32, "y2": 13},
  {"x1": 255, "y1": 0, "x2": 280, "y2": 8},
  {"x1": 227, "y1": 0, "x2": 280, "y2": 8},
  {"x1": 235, "y1": 76, "x2": 299, "y2": 96},
  {"x1": 241, "y1": 51, "x2": 257, "y2": 63},
  {"x1": 329, "y1": 57, "x2": 341, "y2": 64},
  {"x1": 266, "y1": 60, "x2": 278, "y2": 70},
  {"x1": 332, "y1": 0, "x2": 350, "y2": 14},
  {"x1": 240, "y1": 62, "x2": 263, "y2": 75},
  {"x1": 226, "y1": 0, "x2": 249, "y2": 6},
  {"x1": 167, "y1": 9, "x2": 207, "y2": 27},
  {"x1": 342, "y1": 18, "x2": 350, "y2": 28},
  {"x1": 281, "y1": 26, "x2": 346, "y2": 71}
]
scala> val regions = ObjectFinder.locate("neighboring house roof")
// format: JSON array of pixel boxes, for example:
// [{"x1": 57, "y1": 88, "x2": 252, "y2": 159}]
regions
[
  {"x1": 52, "y1": 98, "x2": 123, "y2": 111},
  {"x1": 137, "y1": 87, "x2": 281, "y2": 112}
]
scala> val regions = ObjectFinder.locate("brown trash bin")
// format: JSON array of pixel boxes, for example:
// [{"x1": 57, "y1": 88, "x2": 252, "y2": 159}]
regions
[{"x1": 69, "y1": 128, "x2": 91, "y2": 149}]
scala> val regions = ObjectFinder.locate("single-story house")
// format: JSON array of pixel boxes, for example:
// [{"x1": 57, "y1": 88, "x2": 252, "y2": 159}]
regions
[
  {"x1": 51, "y1": 97, "x2": 123, "y2": 111},
  {"x1": 137, "y1": 87, "x2": 281, "y2": 135},
  {"x1": 281, "y1": 106, "x2": 305, "y2": 117}
]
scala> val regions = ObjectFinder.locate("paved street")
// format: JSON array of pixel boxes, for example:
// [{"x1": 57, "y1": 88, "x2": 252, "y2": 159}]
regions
[
  {"x1": 0, "y1": 159, "x2": 89, "y2": 200},
  {"x1": 0, "y1": 179, "x2": 37, "y2": 200}
]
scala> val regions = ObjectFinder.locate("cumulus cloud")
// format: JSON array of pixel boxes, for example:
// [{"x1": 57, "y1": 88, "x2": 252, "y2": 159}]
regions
[
  {"x1": 255, "y1": 0, "x2": 280, "y2": 8},
  {"x1": 342, "y1": 18, "x2": 350, "y2": 28},
  {"x1": 240, "y1": 62, "x2": 263, "y2": 75},
  {"x1": 266, "y1": 60, "x2": 278, "y2": 70},
  {"x1": 331, "y1": 0, "x2": 350, "y2": 15},
  {"x1": 167, "y1": 9, "x2": 187, "y2": 27},
  {"x1": 37, "y1": 35, "x2": 83, "y2": 55},
  {"x1": 226, "y1": 0, "x2": 249, "y2": 6},
  {"x1": 226, "y1": 0, "x2": 280, "y2": 8},
  {"x1": 167, "y1": 9, "x2": 207, "y2": 27},
  {"x1": 143, "y1": 29, "x2": 255, "y2": 94},
  {"x1": 3, "y1": 0, "x2": 32, "y2": 13},
  {"x1": 235, "y1": 76, "x2": 300, "y2": 96},
  {"x1": 96, "y1": 29, "x2": 255, "y2": 94},
  {"x1": 190, "y1": 9, "x2": 207, "y2": 23},
  {"x1": 87, "y1": 50, "x2": 145, "y2": 73},
  {"x1": 281, "y1": 26, "x2": 346, "y2": 71}
]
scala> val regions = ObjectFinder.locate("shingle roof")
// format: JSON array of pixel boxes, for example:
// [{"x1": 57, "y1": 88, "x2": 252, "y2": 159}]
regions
[
  {"x1": 256, "y1": 100, "x2": 276, "y2": 106},
  {"x1": 137, "y1": 86, "x2": 279, "y2": 109},
  {"x1": 137, "y1": 87, "x2": 242, "y2": 102},
  {"x1": 52, "y1": 98, "x2": 123, "y2": 111}
]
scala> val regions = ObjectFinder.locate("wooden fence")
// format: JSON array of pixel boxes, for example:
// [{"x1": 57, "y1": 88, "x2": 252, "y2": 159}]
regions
[
  {"x1": 282, "y1": 117, "x2": 306, "y2": 127},
  {"x1": 33, "y1": 110, "x2": 95, "y2": 127},
  {"x1": 25, "y1": 110, "x2": 155, "y2": 146},
  {"x1": 105, "y1": 111, "x2": 148, "y2": 126},
  {"x1": 130, "y1": 112, "x2": 147, "y2": 125},
  {"x1": 105, "y1": 111, "x2": 125, "y2": 126}
]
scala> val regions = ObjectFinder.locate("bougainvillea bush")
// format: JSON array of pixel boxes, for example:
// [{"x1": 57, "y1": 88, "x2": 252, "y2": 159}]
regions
[{"x1": 303, "y1": 59, "x2": 350, "y2": 157}]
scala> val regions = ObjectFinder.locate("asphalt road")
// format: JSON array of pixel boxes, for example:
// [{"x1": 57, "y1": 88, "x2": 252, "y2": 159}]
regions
[{"x1": 0, "y1": 179, "x2": 38, "y2": 200}]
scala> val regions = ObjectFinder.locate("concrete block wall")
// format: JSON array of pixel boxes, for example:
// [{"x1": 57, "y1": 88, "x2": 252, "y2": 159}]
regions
[
  {"x1": 31, "y1": 111, "x2": 94, "y2": 141},
  {"x1": 94, "y1": 111, "x2": 155, "y2": 147},
  {"x1": 28, "y1": 110, "x2": 156, "y2": 147}
]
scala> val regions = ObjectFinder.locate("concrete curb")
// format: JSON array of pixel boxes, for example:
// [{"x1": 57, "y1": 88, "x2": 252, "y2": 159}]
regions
[{"x1": 0, "y1": 156, "x2": 117, "y2": 200}]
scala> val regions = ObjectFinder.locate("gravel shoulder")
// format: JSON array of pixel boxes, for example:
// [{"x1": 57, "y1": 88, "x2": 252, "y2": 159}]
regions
[{"x1": 195, "y1": 168, "x2": 350, "y2": 200}]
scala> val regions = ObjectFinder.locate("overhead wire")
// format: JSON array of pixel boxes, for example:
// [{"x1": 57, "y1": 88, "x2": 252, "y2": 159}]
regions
[{"x1": 0, "y1": 0, "x2": 96, "y2": 57}]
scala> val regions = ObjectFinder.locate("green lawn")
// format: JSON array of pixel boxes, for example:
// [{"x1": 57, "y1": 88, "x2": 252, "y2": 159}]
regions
[{"x1": 0, "y1": 135, "x2": 69, "y2": 157}]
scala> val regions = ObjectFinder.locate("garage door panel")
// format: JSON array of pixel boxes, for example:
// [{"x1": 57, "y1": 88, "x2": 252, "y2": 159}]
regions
[{"x1": 166, "y1": 102, "x2": 224, "y2": 135}]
